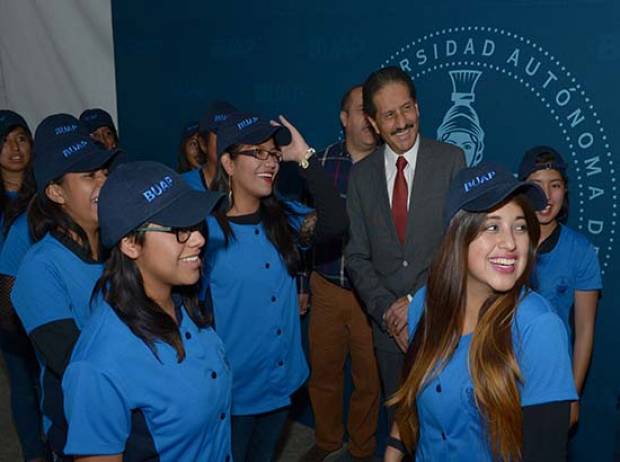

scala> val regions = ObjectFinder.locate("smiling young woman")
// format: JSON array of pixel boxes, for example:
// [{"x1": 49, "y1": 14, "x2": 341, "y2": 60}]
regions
[
  {"x1": 386, "y1": 163, "x2": 577, "y2": 462},
  {"x1": 205, "y1": 112, "x2": 348, "y2": 462},
  {"x1": 61, "y1": 161, "x2": 230, "y2": 462},
  {"x1": 519, "y1": 146, "x2": 602, "y2": 429},
  {"x1": 10, "y1": 113, "x2": 121, "y2": 460}
]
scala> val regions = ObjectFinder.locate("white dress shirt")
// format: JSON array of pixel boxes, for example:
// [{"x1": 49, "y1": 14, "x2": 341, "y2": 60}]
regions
[{"x1": 384, "y1": 136, "x2": 419, "y2": 209}]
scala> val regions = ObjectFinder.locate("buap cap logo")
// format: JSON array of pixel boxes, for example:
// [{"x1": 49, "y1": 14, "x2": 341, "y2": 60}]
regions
[
  {"x1": 236, "y1": 116, "x2": 259, "y2": 130},
  {"x1": 464, "y1": 170, "x2": 496, "y2": 192},
  {"x1": 54, "y1": 124, "x2": 79, "y2": 136},
  {"x1": 62, "y1": 140, "x2": 88, "y2": 158},
  {"x1": 142, "y1": 176, "x2": 174, "y2": 203}
]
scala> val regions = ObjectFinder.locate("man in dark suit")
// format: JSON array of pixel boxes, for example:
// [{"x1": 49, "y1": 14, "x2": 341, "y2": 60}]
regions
[{"x1": 345, "y1": 66, "x2": 465, "y2": 429}]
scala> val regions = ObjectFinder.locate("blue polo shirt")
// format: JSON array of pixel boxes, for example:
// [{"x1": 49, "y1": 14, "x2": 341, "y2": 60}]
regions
[
  {"x1": 12, "y1": 233, "x2": 103, "y2": 333},
  {"x1": 0, "y1": 213, "x2": 32, "y2": 276},
  {"x1": 11, "y1": 232, "x2": 103, "y2": 436},
  {"x1": 181, "y1": 168, "x2": 208, "y2": 192},
  {"x1": 532, "y1": 224, "x2": 602, "y2": 352},
  {"x1": 63, "y1": 300, "x2": 232, "y2": 461},
  {"x1": 407, "y1": 287, "x2": 577, "y2": 462},
  {"x1": 204, "y1": 201, "x2": 310, "y2": 415}
]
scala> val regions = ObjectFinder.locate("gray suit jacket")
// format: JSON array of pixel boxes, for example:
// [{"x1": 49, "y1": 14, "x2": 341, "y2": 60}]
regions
[{"x1": 345, "y1": 137, "x2": 465, "y2": 352}]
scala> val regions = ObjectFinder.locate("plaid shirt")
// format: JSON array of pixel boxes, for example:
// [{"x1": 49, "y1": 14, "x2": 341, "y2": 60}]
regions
[{"x1": 313, "y1": 141, "x2": 354, "y2": 289}]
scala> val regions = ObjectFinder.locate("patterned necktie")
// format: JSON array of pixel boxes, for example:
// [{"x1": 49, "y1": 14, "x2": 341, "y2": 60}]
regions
[{"x1": 392, "y1": 156, "x2": 408, "y2": 245}]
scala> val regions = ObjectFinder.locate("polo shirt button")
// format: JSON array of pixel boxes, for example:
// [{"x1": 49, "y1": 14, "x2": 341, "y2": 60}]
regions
[
  {"x1": 278, "y1": 360, "x2": 284, "y2": 367},
  {"x1": 265, "y1": 262, "x2": 270, "y2": 269},
  {"x1": 220, "y1": 412, "x2": 226, "y2": 420},
  {"x1": 185, "y1": 331, "x2": 192, "y2": 339},
  {"x1": 211, "y1": 371, "x2": 217, "y2": 379},
  {"x1": 276, "y1": 328, "x2": 282, "y2": 336},
  {"x1": 271, "y1": 296, "x2": 276, "y2": 302},
  {"x1": 441, "y1": 431, "x2": 446, "y2": 440},
  {"x1": 436, "y1": 384, "x2": 442, "y2": 393},
  {"x1": 254, "y1": 229, "x2": 259, "y2": 235}
]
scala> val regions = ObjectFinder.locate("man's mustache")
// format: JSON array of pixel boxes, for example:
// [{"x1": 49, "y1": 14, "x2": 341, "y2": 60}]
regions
[{"x1": 390, "y1": 123, "x2": 414, "y2": 136}]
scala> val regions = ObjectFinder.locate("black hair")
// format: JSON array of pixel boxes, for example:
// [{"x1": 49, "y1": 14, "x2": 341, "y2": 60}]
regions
[
  {"x1": 340, "y1": 84, "x2": 363, "y2": 112},
  {"x1": 533, "y1": 150, "x2": 569, "y2": 223},
  {"x1": 362, "y1": 66, "x2": 417, "y2": 118},
  {"x1": 93, "y1": 230, "x2": 210, "y2": 362},
  {"x1": 0, "y1": 126, "x2": 36, "y2": 234},
  {"x1": 176, "y1": 132, "x2": 207, "y2": 173},
  {"x1": 28, "y1": 181, "x2": 96, "y2": 257},
  {"x1": 212, "y1": 145, "x2": 301, "y2": 275}
]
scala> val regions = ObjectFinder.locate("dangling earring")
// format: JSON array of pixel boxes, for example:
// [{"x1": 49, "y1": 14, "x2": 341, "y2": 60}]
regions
[{"x1": 228, "y1": 175, "x2": 233, "y2": 208}]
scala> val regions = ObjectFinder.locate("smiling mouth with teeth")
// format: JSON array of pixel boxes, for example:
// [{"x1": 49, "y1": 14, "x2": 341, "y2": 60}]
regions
[
  {"x1": 490, "y1": 257, "x2": 516, "y2": 266},
  {"x1": 180, "y1": 256, "x2": 200, "y2": 262}
]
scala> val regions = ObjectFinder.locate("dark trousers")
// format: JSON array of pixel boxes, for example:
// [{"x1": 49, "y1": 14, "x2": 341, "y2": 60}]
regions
[
  {"x1": 0, "y1": 327, "x2": 47, "y2": 460},
  {"x1": 231, "y1": 406, "x2": 289, "y2": 462},
  {"x1": 375, "y1": 348, "x2": 405, "y2": 428}
]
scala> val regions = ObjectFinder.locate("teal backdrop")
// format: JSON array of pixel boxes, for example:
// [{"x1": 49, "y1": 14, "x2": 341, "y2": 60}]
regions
[{"x1": 112, "y1": 1, "x2": 620, "y2": 459}]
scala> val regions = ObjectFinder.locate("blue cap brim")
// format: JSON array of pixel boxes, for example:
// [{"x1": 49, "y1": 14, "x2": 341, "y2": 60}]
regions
[{"x1": 148, "y1": 189, "x2": 224, "y2": 228}]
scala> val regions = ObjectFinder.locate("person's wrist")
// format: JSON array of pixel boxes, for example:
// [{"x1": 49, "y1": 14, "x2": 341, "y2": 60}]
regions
[{"x1": 298, "y1": 147, "x2": 316, "y2": 169}]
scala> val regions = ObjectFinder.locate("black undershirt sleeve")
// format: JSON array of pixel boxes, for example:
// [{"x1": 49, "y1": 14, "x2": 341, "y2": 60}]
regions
[
  {"x1": 522, "y1": 401, "x2": 571, "y2": 462},
  {"x1": 298, "y1": 156, "x2": 348, "y2": 243},
  {"x1": 30, "y1": 319, "x2": 80, "y2": 377}
]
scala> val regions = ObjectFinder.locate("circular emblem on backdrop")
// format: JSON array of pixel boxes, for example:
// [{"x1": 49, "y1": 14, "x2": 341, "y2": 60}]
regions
[{"x1": 380, "y1": 26, "x2": 616, "y2": 275}]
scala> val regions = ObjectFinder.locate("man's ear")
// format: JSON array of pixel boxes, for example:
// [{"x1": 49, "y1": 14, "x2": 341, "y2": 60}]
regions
[
  {"x1": 45, "y1": 183, "x2": 66, "y2": 205},
  {"x1": 339, "y1": 110, "x2": 349, "y2": 130},
  {"x1": 120, "y1": 236, "x2": 142, "y2": 260},
  {"x1": 367, "y1": 115, "x2": 380, "y2": 135}
]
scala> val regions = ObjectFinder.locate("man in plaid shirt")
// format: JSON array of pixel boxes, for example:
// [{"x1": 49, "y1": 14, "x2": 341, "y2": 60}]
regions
[{"x1": 302, "y1": 86, "x2": 381, "y2": 462}]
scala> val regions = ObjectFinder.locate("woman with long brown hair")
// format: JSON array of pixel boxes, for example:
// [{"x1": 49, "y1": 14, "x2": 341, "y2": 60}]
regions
[{"x1": 385, "y1": 163, "x2": 577, "y2": 462}]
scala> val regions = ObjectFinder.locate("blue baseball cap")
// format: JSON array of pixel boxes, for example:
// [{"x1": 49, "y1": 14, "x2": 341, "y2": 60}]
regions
[
  {"x1": 98, "y1": 161, "x2": 224, "y2": 248},
  {"x1": 216, "y1": 112, "x2": 292, "y2": 157},
  {"x1": 199, "y1": 101, "x2": 238, "y2": 135},
  {"x1": 33, "y1": 114, "x2": 120, "y2": 192},
  {"x1": 79, "y1": 108, "x2": 116, "y2": 134},
  {"x1": 181, "y1": 121, "x2": 200, "y2": 141},
  {"x1": 443, "y1": 162, "x2": 547, "y2": 226},
  {"x1": 518, "y1": 145, "x2": 567, "y2": 180},
  {"x1": 0, "y1": 110, "x2": 31, "y2": 140}
]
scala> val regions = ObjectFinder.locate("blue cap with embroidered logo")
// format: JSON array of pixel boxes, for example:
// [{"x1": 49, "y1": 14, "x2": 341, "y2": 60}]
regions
[
  {"x1": 98, "y1": 161, "x2": 224, "y2": 248},
  {"x1": 0, "y1": 110, "x2": 31, "y2": 140},
  {"x1": 518, "y1": 145, "x2": 567, "y2": 180},
  {"x1": 443, "y1": 162, "x2": 547, "y2": 226},
  {"x1": 199, "y1": 101, "x2": 238, "y2": 135},
  {"x1": 216, "y1": 112, "x2": 292, "y2": 157},
  {"x1": 79, "y1": 108, "x2": 116, "y2": 134},
  {"x1": 33, "y1": 113, "x2": 120, "y2": 192}
]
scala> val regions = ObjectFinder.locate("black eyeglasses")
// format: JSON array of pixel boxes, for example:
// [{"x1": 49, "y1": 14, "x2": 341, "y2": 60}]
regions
[
  {"x1": 135, "y1": 223, "x2": 203, "y2": 243},
  {"x1": 233, "y1": 148, "x2": 283, "y2": 162}
]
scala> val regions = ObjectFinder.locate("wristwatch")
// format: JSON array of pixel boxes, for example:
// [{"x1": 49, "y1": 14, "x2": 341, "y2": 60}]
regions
[{"x1": 299, "y1": 147, "x2": 316, "y2": 169}]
